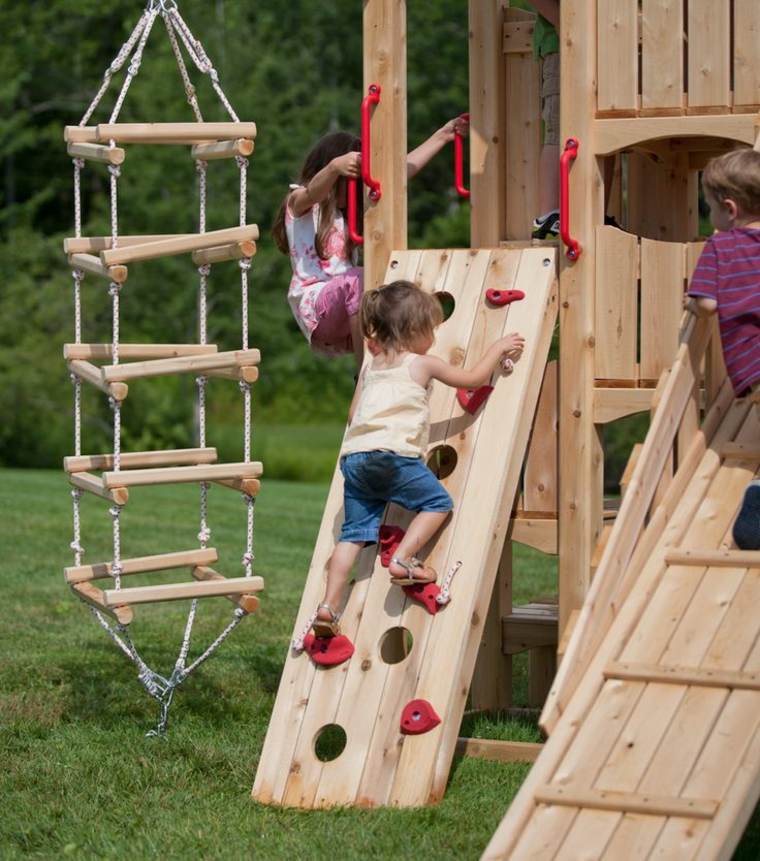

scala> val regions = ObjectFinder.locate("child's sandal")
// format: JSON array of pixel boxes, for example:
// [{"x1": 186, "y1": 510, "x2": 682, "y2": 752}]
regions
[
  {"x1": 312, "y1": 602, "x2": 342, "y2": 639},
  {"x1": 389, "y1": 556, "x2": 437, "y2": 586}
]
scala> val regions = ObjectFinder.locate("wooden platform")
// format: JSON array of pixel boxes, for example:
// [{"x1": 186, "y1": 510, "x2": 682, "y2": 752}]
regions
[
  {"x1": 484, "y1": 393, "x2": 760, "y2": 858},
  {"x1": 252, "y1": 246, "x2": 558, "y2": 808}
]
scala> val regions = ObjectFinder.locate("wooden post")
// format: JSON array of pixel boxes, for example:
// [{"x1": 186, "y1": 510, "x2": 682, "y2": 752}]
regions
[
  {"x1": 362, "y1": 0, "x2": 407, "y2": 292},
  {"x1": 558, "y1": 0, "x2": 604, "y2": 637}
]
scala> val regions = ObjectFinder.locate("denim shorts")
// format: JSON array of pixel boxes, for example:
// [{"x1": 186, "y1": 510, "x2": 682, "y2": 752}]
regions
[{"x1": 339, "y1": 451, "x2": 453, "y2": 544}]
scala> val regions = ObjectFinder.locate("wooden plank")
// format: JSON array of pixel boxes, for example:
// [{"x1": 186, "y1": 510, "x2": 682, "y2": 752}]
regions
[
  {"x1": 64, "y1": 235, "x2": 187, "y2": 254},
  {"x1": 66, "y1": 142, "x2": 125, "y2": 165},
  {"x1": 204, "y1": 366, "x2": 259, "y2": 384},
  {"x1": 596, "y1": 0, "x2": 638, "y2": 113},
  {"x1": 191, "y1": 240, "x2": 256, "y2": 266},
  {"x1": 604, "y1": 662, "x2": 760, "y2": 691},
  {"x1": 103, "y1": 575, "x2": 264, "y2": 606},
  {"x1": 620, "y1": 444, "x2": 642, "y2": 498},
  {"x1": 190, "y1": 138, "x2": 254, "y2": 160},
  {"x1": 212, "y1": 477, "x2": 261, "y2": 496},
  {"x1": 69, "y1": 472, "x2": 128, "y2": 506},
  {"x1": 523, "y1": 361, "x2": 558, "y2": 513},
  {"x1": 71, "y1": 582, "x2": 133, "y2": 625},
  {"x1": 734, "y1": 1, "x2": 760, "y2": 108},
  {"x1": 639, "y1": 239, "x2": 684, "y2": 381},
  {"x1": 593, "y1": 388, "x2": 653, "y2": 424},
  {"x1": 665, "y1": 549, "x2": 760, "y2": 568},
  {"x1": 528, "y1": 646, "x2": 557, "y2": 707},
  {"x1": 534, "y1": 786, "x2": 718, "y2": 819},
  {"x1": 63, "y1": 126, "x2": 98, "y2": 144},
  {"x1": 687, "y1": 0, "x2": 730, "y2": 110},
  {"x1": 68, "y1": 360, "x2": 128, "y2": 401},
  {"x1": 88, "y1": 122, "x2": 258, "y2": 143},
  {"x1": 68, "y1": 253, "x2": 127, "y2": 284},
  {"x1": 65, "y1": 547, "x2": 218, "y2": 584},
  {"x1": 102, "y1": 349, "x2": 260, "y2": 382},
  {"x1": 509, "y1": 517, "x2": 557, "y2": 554},
  {"x1": 502, "y1": 17, "x2": 534, "y2": 55},
  {"x1": 503, "y1": 607, "x2": 558, "y2": 655},
  {"x1": 594, "y1": 115, "x2": 756, "y2": 156},
  {"x1": 455, "y1": 737, "x2": 542, "y2": 763},
  {"x1": 64, "y1": 447, "x2": 217, "y2": 474},
  {"x1": 594, "y1": 227, "x2": 638, "y2": 381},
  {"x1": 192, "y1": 566, "x2": 260, "y2": 614},
  {"x1": 721, "y1": 442, "x2": 760, "y2": 460},
  {"x1": 100, "y1": 225, "x2": 259, "y2": 266},
  {"x1": 102, "y1": 461, "x2": 262, "y2": 489},
  {"x1": 64, "y1": 343, "x2": 217, "y2": 362},
  {"x1": 641, "y1": 0, "x2": 684, "y2": 111}
]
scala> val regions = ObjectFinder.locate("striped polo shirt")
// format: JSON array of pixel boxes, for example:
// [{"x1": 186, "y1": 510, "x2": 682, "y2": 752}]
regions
[{"x1": 688, "y1": 227, "x2": 760, "y2": 396}]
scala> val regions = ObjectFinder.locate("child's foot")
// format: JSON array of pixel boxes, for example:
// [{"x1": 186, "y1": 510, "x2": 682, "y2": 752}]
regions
[
  {"x1": 531, "y1": 209, "x2": 560, "y2": 240},
  {"x1": 389, "y1": 556, "x2": 437, "y2": 585},
  {"x1": 312, "y1": 602, "x2": 341, "y2": 638},
  {"x1": 733, "y1": 480, "x2": 760, "y2": 550}
]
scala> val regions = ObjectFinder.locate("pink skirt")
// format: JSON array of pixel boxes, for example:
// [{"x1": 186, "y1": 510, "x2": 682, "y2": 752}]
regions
[{"x1": 310, "y1": 267, "x2": 363, "y2": 356}]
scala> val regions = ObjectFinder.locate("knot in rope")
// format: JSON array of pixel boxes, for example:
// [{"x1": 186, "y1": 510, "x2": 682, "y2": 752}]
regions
[
  {"x1": 238, "y1": 380, "x2": 250, "y2": 395},
  {"x1": 197, "y1": 526, "x2": 211, "y2": 543},
  {"x1": 109, "y1": 505, "x2": 122, "y2": 520},
  {"x1": 108, "y1": 282, "x2": 122, "y2": 298},
  {"x1": 195, "y1": 375, "x2": 207, "y2": 388},
  {"x1": 197, "y1": 263, "x2": 211, "y2": 277},
  {"x1": 108, "y1": 396, "x2": 117, "y2": 411},
  {"x1": 72, "y1": 268, "x2": 84, "y2": 284},
  {"x1": 69, "y1": 540, "x2": 84, "y2": 555},
  {"x1": 70, "y1": 488, "x2": 82, "y2": 501},
  {"x1": 241, "y1": 551, "x2": 254, "y2": 567},
  {"x1": 195, "y1": 158, "x2": 207, "y2": 175},
  {"x1": 72, "y1": 157, "x2": 85, "y2": 170},
  {"x1": 69, "y1": 372, "x2": 79, "y2": 386},
  {"x1": 110, "y1": 561, "x2": 123, "y2": 577},
  {"x1": 107, "y1": 164, "x2": 122, "y2": 180},
  {"x1": 238, "y1": 257, "x2": 252, "y2": 272}
]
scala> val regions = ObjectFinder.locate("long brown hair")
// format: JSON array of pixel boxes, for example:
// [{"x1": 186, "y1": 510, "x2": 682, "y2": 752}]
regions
[{"x1": 272, "y1": 131, "x2": 361, "y2": 258}]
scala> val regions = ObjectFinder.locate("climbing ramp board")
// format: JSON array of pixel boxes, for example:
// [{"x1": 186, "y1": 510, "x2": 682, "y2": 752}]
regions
[
  {"x1": 484, "y1": 384, "x2": 760, "y2": 858},
  {"x1": 253, "y1": 246, "x2": 558, "y2": 808}
]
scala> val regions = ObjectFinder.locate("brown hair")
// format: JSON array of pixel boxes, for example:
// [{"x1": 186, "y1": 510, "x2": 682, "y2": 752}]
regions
[
  {"x1": 360, "y1": 280, "x2": 444, "y2": 352},
  {"x1": 702, "y1": 148, "x2": 760, "y2": 216},
  {"x1": 272, "y1": 131, "x2": 361, "y2": 258}
]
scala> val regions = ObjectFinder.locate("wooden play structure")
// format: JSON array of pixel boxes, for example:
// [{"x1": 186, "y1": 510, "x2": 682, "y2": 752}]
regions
[{"x1": 63, "y1": 2, "x2": 263, "y2": 734}]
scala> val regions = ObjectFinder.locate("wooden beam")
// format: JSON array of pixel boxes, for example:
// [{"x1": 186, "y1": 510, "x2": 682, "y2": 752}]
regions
[
  {"x1": 205, "y1": 366, "x2": 260, "y2": 384},
  {"x1": 64, "y1": 447, "x2": 218, "y2": 474},
  {"x1": 66, "y1": 142, "x2": 125, "y2": 165},
  {"x1": 101, "y1": 348, "x2": 260, "y2": 382},
  {"x1": 455, "y1": 737, "x2": 542, "y2": 763},
  {"x1": 64, "y1": 122, "x2": 258, "y2": 144},
  {"x1": 71, "y1": 582, "x2": 133, "y2": 625},
  {"x1": 212, "y1": 477, "x2": 261, "y2": 496},
  {"x1": 69, "y1": 472, "x2": 128, "y2": 506},
  {"x1": 534, "y1": 785, "x2": 718, "y2": 819},
  {"x1": 721, "y1": 442, "x2": 760, "y2": 460},
  {"x1": 593, "y1": 387, "x2": 653, "y2": 423},
  {"x1": 604, "y1": 661, "x2": 760, "y2": 691},
  {"x1": 68, "y1": 253, "x2": 127, "y2": 284},
  {"x1": 100, "y1": 225, "x2": 259, "y2": 266},
  {"x1": 102, "y1": 461, "x2": 262, "y2": 488},
  {"x1": 191, "y1": 240, "x2": 257, "y2": 266},
  {"x1": 509, "y1": 517, "x2": 558, "y2": 554},
  {"x1": 664, "y1": 549, "x2": 760, "y2": 569},
  {"x1": 64, "y1": 547, "x2": 219, "y2": 585},
  {"x1": 64, "y1": 343, "x2": 217, "y2": 362},
  {"x1": 64, "y1": 235, "x2": 187, "y2": 255},
  {"x1": 104, "y1": 575, "x2": 264, "y2": 606},
  {"x1": 191, "y1": 138, "x2": 254, "y2": 160},
  {"x1": 68, "y1": 360, "x2": 127, "y2": 401},
  {"x1": 503, "y1": 604, "x2": 558, "y2": 655},
  {"x1": 594, "y1": 115, "x2": 756, "y2": 156},
  {"x1": 192, "y1": 566, "x2": 260, "y2": 614}
]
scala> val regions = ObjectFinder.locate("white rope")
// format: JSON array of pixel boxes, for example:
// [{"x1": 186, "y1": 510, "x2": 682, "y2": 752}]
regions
[
  {"x1": 163, "y1": 13, "x2": 204, "y2": 122},
  {"x1": 179, "y1": 608, "x2": 247, "y2": 678},
  {"x1": 436, "y1": 560, "x2": 463, "y2": 606},
  {"x1": 108, "y1": 9, "x2": 159, "y2": 126},
  {"x1": 292, "y1": 608, "x2": 319, "y2": 652}
]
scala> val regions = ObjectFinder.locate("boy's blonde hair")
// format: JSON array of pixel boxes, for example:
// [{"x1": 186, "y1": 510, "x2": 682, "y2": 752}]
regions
[
  {"x1": 360, "y1": 280, "x2": 444, "y2": 351},
  {"x1": 703, "y1": 148, "x2": 760, "y2": 216}
]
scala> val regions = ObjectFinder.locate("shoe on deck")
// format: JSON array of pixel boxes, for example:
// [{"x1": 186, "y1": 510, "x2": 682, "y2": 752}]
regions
[
  {"x1": 531, "y1": 209, "x2": 560, "y2": 239},
  {"x1": 733, "y1": 480, "x2": 760, "y2": 550}
]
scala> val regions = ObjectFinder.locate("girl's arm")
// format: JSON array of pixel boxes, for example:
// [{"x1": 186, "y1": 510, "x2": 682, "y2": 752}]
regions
[
  {"x1": 290, "y1": 152, "x2": 361, "y2": 218},
  {"x1": 407, "y1": 116, "x2": 469, "y2": 180},
  {"x1": 531, "y1": 0, "x2": 560, "y2": 28},
  {"x1": 413, "y1": 333, "x2": 525, "y2": 389}
]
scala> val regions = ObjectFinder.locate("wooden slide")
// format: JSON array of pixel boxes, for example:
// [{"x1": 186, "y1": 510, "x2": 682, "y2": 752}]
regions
[
  {"x1": 253, "y1": 246, "x2": 557, "y2": 808},
  {"x1": 484, "y1": 318, "x2": 760, "y2": 859}
]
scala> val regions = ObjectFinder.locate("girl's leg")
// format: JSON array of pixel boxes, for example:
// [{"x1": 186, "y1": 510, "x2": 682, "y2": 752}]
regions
[
  {"x1": 317, "y1": 540, "x2": 364, "y2": 620},
  {"x1": 388, "y1": 510, "x2": 449, "y2": 580}
]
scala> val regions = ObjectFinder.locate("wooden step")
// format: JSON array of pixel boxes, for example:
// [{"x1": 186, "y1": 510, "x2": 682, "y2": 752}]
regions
[
  {"x1": 103, "y1": 575, "x2": 264, "y2": 606},
  {"x1": 101, "y1": 349, "x2": 260, "y2": 383},
  {"x1": 68, "y1": 360, "x2": 127, "y2": 401},
  {"x1": 534, "y1": 785, "x2": 718, "y2": 819},
  {"x1": 100, "y1": 225, "x2": 259, "y2": 267},
  {"x1": 69, "y1": 472, "x2": 128, "y2": 505},
  {"x1": 192, "y1": 240, "x2": 257, "y2": 266},
  {"x1": 191, "y1": 138, "x2": 254, "y2": 160},
  {"x1": 64, "y1": 122, "x2": 258, "y2": 145},
  {"x1": 64, "y1": 235, "x2": 188, "y2": 255},
  {"x1": 71, "y1": 582, "x2": 133, "y2": 625},
  {"x1": 205, "y1": 366, "x2": 259, "y2": 384},
  {"x1": 65, "y1": 547, "x2": 219, "y2": 585},
  {"x1": 64, "y1": 344, "x2": 217, "y2": 362},
  {"x1": 102, "y1": 461, "x2": 262, "y2": 488},
  {"x1": 192, "y1": 565, "x2": 260, "y2": 613},
  {"x1": 604, "y1": 661, "x2": 760, "y2": 691},
  {"x1": 64, "y1": 447, "x2": 217, "y2": 474},
  {"x1": 68, "y1": 253, "x2": 128, "y2": 284},
  {"x1": 665, "y1": 549, "x2": 760, "y2": 568},
  {"x1": 213, "y1": 477, "x2": 261, "y2": 496},
  {"x1": 66, "y1": 141, "x2": 125, "y2": 166}
]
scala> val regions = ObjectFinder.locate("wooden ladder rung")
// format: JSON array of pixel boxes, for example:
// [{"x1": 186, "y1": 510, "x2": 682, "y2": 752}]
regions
[
  {"x1": 64, "y1": 447, "x2": 218, "y2": 474},
  {"x1": 190, "y1": 138, "x2": 254, "y2": 160},
  {"x1": 65, "y1": 547, "x2": 219, "y2": 585},
  {"x1": 71, "y1": 582, "x2": 133, "y2": 625},
  {"x1": 102, "y1": 461, "x2": 262, "y2": 489},
  {"x1": 64, "y1": 122, "x2": 258, "y2": 145},
  {"x1": 66, "y1": 141, "x2": 125, "y2": 165},
  {"x1": 212, "y1": 477, "x2": 261, "y2": 496},
  {"x1": 665, "y1": 549, "x2": 760, "y2": 568},
  {"x1": 64, "y1": 343, "x2": 218, "y2": 362},
  {"x1": 722, "y1": 442, "x2": 760, "y2": 459},
  {"x1": 103, "y1": 575, "x2": 264, "y2": 606},
  {"x1": 101, "y1": 349, "x2": 260, "y2": 383},
  {"x1": 68, "y1": 360, "x2": 127, "y2": 401},
  {"x1": 534, "y1": 785, "x2": 718, "y2": 819},
  {"x1": 192, "y1": 240, "x2": 257, "y2": 266},
  {"x1": 100, "y1": 225, "x2": 259, "y2": 267},
  {"x1": 68, "y1": 253, "x2": 127, "y2": 284},
  {"x1": 64, "y1": 235, "x2": 188, "y2": 255},
  {"x1": 192, "y1": 566, "x2": 260, "y2": 613},
  {"x1": 604, "y1": 661, "x2": 760, "y2": 691},
  {"x1": 205, "y1": 366, "x2": 259, "y2": 384},
  {"x1": 69, "y1": 472, "x2": 128, "y2": 505}
]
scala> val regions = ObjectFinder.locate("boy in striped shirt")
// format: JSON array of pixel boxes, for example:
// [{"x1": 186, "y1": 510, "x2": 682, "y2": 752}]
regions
[{"x1": 686, "y1": 148, "x2": 760, "y2": 549}]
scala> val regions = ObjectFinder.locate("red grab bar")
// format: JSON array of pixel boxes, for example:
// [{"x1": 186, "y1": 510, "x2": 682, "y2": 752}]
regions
[
  {"x1": 347, "y1": 177, "x2": 363, "y2": 245},
  {"x1": 361, "y1": 84, "x2": 382, "y2": 201},
  {"x1": 454, "y1": 112, "x2": 470, "y2": 199},
  {"x1": 560, "y1": 137, "x2": 581, "y2": 261}
]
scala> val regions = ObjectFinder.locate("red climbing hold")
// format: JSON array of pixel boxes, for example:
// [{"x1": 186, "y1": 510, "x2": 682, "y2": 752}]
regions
[
  {"x1": 485, "y1": 288, "x2": 525, "y2": 307},
  {"x1": 379, "y1": 524, "x2": 406, "y2": 568},
  {"x1": 303, "y1": 633, "x2": 355, "y2": 667},
  {"x1": 400, "y1": 699, "x2": 441, "y2": 735},
  {"x1": 457, "y1": 385, "x2": 494, "y2": 415},
  {"x1": 403, "y1": 581, "x2": 443, "y2": 615}
]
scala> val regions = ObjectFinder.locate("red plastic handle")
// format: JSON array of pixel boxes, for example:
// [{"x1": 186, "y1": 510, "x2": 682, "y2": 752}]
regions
[
  {"x1": 454, "y1": 112, "x2": 470, "y2": 199},
  {"x1": 361, "y1": 83, "x2": 382, "y2": 202},
  {"x1": 560, "y1": 137, "x2": 581, "y2": 261},
  {"x1": 347, "y1": 177, "x2": 363, "y2": 245}
]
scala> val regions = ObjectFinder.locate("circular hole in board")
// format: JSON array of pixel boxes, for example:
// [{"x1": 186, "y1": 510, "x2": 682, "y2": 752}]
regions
[
  {"x1": 378, "y1": 626, "x2": 414, "y2": 665},
  {"x1": 426, "y1": 444, "x2": 458, "y2": 480},
  {"x1": 313, "y1": 724, "x2": 347, "y2": 762},
  {"x1": 436, "y1": 291, "x2": 456, "y2": 322}
]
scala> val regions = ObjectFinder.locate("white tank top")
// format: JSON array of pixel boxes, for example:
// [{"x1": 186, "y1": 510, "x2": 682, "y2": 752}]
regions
[{"x1": 341, "y1": 354, "x2": 431, "y2": 459}]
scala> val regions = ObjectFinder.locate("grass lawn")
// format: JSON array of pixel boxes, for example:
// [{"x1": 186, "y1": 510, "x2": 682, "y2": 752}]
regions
[{"x1": 1, "y1": 468, "x2": 758, "y2": 859}]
